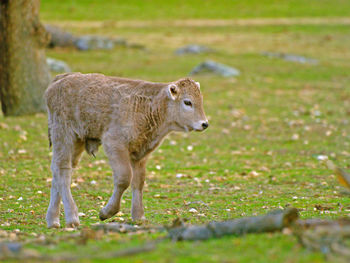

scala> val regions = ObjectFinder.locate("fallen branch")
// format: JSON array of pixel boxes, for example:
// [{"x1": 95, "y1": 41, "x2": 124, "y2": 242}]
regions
[
  {"x1": 293, "y1": 218, "x2": 350, "y2": 261},
  {"x1": 91, "y1": 222, "x2": 164, "y2": 234},
  {"x1": 49, "y1": 242, "x2": 157, "y2": 262},
  {"x1": 168, "y1": 208, "x2": 299, "y2": 241},
  {"x1": 0, "y1": 241, "x2": 157, "y2": 262}
]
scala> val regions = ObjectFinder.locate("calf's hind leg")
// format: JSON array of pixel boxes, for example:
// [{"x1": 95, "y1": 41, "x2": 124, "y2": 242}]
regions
[
  {"x1": 46, "y1": 140, "x2": 81, "y2": 228},
  {"x1": 46, "y1": 166, "x2": 61, "y2": 228},
  {"x1": 99, "y1": 144, "x2": 132, "y2": 220}
]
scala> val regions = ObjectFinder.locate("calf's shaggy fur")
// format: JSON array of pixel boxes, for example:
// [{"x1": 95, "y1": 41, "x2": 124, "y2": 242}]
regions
[{"x1": 45, "y1": 72, "x2": 208, "y2": 228}]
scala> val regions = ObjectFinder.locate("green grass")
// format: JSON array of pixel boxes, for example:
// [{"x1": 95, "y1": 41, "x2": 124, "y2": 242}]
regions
[
  {"x1": 2, "y1": 1, "x2": 350, "y2": 262},
  {"x1": 41, "y1": 0, "x2": 350, "y2": 21}
]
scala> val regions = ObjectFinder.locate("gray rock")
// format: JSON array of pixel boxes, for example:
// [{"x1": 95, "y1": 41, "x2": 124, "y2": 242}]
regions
[
  {"x1": 262, "y1": 52, "x2": 318, "y2": 64},
  {"x1": 126, "y1": 43, "x2": 147, "y2": 50},
  {"x1": 190, "y1": 60, "x2": 240, "y2": 77},
  {"x1": 74, "y1": 35, "x2": 127, "y2": 51},
  {"x1": 45, "y1": 24, "x2": 128, "y2": 51},
  {"x1": 0, "y1": 242, "x2": 22, "y2": 258},
  {"x1": 45, "y1": 25, "x2": 77, "y2": 48},
  {"x1": 5, "y1": 243, "x2": 22, "y2": 253},
  {"x1": 175, "y1": 44, "x2": 214, "y2": 55},
  {"x1": 46, "y1": 57, "x2": 71, "y2": 73}
]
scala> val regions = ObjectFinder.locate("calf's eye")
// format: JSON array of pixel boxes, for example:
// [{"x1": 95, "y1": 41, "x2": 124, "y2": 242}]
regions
[{"x1": 184, "y1": 100, "x2": 192, "y2": 107}]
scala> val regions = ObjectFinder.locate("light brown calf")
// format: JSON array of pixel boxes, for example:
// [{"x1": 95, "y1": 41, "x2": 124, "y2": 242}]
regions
[{"x1": 45, "y1": 73, "x2": 208, "y2": 228}]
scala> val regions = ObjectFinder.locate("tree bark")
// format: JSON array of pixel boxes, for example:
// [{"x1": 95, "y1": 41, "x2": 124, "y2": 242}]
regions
[{"x1": 0, "y1": 0, "x2": 51, "y2": 116}]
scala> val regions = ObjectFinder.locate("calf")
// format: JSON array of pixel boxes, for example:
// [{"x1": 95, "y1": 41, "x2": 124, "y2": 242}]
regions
[{"x1": 45, "y1": 73, "x2": 208, "y2": 228}]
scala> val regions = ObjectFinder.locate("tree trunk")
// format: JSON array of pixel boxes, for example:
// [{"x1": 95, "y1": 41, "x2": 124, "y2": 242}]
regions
[{"x1": 0, "y1": 0, "x2": 51, "y2": 116}]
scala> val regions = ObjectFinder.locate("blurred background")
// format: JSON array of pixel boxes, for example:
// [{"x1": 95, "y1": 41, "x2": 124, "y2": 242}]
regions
[{"x1": 1, "y1": 1, "x2": 350, "y2": 261}]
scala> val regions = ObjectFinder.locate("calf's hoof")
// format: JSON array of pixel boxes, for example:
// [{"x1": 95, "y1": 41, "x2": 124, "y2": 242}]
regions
[
  {"x1": 99, "y1": 209, "x2": 109, "y2": 221},
  {"x1": 46, "y1": 215, "x2": 60, "y2": 229},
  {"x1": 99, "y1": 208, "x2": 116, "y2": 221},
  {"x1": 66, "y1": 220, "x2": 80, "y2": 228},
  {"x1": 65, "y1": 215, "x2": 80, "y2": 228},
  {"x1": 132, "y1": 215, "x2": 147, "y2": 223},
  {"x1": 47, "y1": 221, "x2": 60, "y2": 229},
  {"x1": 131, "y1": 213, "x2": 146, "y2": 221}
]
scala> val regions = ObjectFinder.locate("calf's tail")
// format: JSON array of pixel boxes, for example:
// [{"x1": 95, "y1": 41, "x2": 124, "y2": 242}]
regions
[{"x1": 48, "y1": 127, "x2": 52, "y2": 148}]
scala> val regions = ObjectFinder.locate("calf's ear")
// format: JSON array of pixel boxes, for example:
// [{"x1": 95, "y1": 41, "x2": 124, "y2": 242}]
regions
[
  {"x1": 195, "y1": 82, "x2": 200, "y2": 89},
  {"x1": 167, "y1": 84, "x2": 179, "y2": 101}
]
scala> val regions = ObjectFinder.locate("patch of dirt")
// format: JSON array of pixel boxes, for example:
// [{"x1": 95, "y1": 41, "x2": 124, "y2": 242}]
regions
[{"x1": 49, "y1": 18, "x2": 350, "y2": 29}]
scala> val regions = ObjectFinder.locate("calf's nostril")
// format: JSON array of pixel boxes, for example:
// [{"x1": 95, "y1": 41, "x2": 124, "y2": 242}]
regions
[{"x1": 202, "y1": 122, "x2": 209, "y2": 129}]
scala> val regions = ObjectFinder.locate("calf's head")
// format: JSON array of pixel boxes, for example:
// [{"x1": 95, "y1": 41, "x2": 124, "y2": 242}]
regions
[{"x1": 166, "y1": 78, "x2": 208, "y2": 132}]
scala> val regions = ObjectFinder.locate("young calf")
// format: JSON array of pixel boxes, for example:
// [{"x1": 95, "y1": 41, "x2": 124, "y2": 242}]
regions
[{"x1": 45, "y1": 73, "x2": 208, "y2": 228}]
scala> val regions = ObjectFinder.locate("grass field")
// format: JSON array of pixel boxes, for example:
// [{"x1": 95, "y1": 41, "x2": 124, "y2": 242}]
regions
[
  {"x1": 1, "y1": 0, "x2": 350, "y2": 262},
  {"x1": 40, "y1": 0, "x2": 350, "y2": 20}
]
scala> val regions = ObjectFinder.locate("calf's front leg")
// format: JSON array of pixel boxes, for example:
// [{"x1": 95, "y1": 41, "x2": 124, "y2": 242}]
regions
[
  {"x1": 99, "y1": 145, "x2": 132, "y2": 220},
  {"x1": 131, "y1": 159, "x2": 147, "y2": 221}
]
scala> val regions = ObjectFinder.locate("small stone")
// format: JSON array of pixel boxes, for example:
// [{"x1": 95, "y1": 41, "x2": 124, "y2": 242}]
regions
[
  {"x1": 190, "y1": 60, "x2": 240, "y2": 77},
  {"x1": 45, "y1": 24, "x2": 76, "y2": 48},
  {"x1": 291, "y1": 134, "x2": 299, "y2": 141},
  {"x1": 262, "y1": 52, "x2": 318, "y2": 65},
  {"x1": 189, "y1": 208, "x2": 198, "y2": 213},
  {"x1": 248, "y1": 171, "x2": 259, "y2": 177},
  {"x1": 6, "y1": 243, "x2": 22, "y2": 253},
  {"x1": 77, "y1": 177, "x2": 85, "y2": 183},
  {"x1": 74, "y1": 35, "x2": 117, "y2": 51},
  {"x1": 313, "y1": 110, "x2": 322, "y2": 117},
  {"x1": 282, "y1": 228, "x2": 293, "y2": 235},
  {"x1": 316, "y1": 155, "x2": 328, "y2": 161},
  {"x1": 0, "y1": 123, "x2": 9, "y2": 129},
  {"x1": 222, "y1": 128, "x2": 230, "y2": 134},
  {"x1": 47, "y1": 57, "x2": 71, "y2": 73},
  {"x1": 175, "y1": 44, "x2": 214, "y2": 55},
  {"x1": 116, "y1": 211, "x2": 124, "y2": 216}
]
